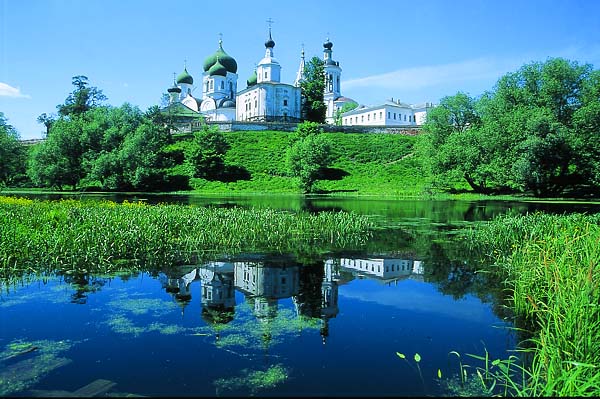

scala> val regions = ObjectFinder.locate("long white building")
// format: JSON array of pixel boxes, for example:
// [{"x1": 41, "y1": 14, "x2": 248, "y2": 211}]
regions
[{"x1": 341, "y1": 99, "x2": 435, "y2": 127}]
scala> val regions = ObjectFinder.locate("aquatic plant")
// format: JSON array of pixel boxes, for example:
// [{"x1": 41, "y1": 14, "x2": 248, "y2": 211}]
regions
[
  {"x1": 213, "y1": 364, "x2": 288, "y2": 395},
  {"x1": 0, "y1": 196, "x2": 374, "y2": 281},
  {"x1": 0, "y1": 339, "x2": 76, "y2": 396},
  {"x1": 461, "y1": 212, "x2": 600, "y2": 396}
]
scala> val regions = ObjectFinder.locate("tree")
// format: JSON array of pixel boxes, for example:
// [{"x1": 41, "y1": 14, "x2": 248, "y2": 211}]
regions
[
  {"x1": 36, "y1": 113, "x2": 56, "y2": 137},
  {"x1": 185, "y1": 123, "x2": 230, "y2": 180},
  {"x1": 334, "y1": 101, "x2": 358, "y2": 126},
  {"x1": 286, "y1": 121, "x2": 332, "y2": 193},
  {"x1": 420, "y1": 58, "x2": 600, "y2": 196},
  {"x1": 0, "y1": 113, "x2": 27, "y2": 187},
  {"x1": 300, "y1": 57, "x2": 327, "y2": 123},
  {"x1": 57, "y1": 75, "x2": 107, "y2": 117}
]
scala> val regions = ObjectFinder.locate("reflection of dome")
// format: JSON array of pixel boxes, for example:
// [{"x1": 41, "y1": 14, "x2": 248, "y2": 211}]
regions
[
  {"x1": 176, "y1": 67, "x2": 193, "y2": 85},
  {"x1": 203, "y1": 40, "x2": 237, "y2": 74},
  {"x1": 247, "y1": 70, "x2": 257, "y2": 87},
  {"x1": 167, "y1": 85, "x2": 181, "y2": 93},
  {"x1": 198, "y1": 267, "x2": 215, "y2": 282},
  {"x1": 221, "y1": 99, "x2": 236, "y2": 108}
]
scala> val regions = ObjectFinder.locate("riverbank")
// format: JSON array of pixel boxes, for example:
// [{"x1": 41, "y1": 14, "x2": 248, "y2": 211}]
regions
[{"x1": 463, "y1": 212, "x2": 600, "y2": 396}]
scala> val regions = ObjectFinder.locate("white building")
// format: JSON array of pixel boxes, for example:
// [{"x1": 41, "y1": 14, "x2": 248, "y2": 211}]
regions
[
  {"x1": 236, "y1": 29, "x2": 302, "y2": 122},
  {"x1": 341, "y1": 99, "x2": 435, "y2": 127}
]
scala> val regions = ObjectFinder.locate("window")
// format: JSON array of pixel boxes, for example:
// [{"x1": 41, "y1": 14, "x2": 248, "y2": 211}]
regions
[
  {"x1": 255, "y1": 100, "x2": 257, "y2": 108},
  {"x1": 404, "y1": 114, "x2": 406, "y2": 121},
  {"x1": 367, "y1": 114, "x2": 370, "y2": 121},
  {"x1": 283, "y1": 99, "x2": 288, "y2": 106},
  {"x1": 264, "y1": 72, "x2": 268, "y2": 79},
  {"x1": 220, "y1": 81, "x2": 224, "y2": 90},
  {"x1": 210, "y1": 80, "x2": 213, "y2": 90},
  {"x1": 380, "y1": 111, "x2": 383, "y2": 120},
  {"x1": 387, "y1": 112, "x2": 390, "y2": 119},
  {"x1": 361, "y1": 115, "x2": 364, "y2": 122},
  {"x1": 393, "y1": 113, "x2": 396, "y2": 120}
]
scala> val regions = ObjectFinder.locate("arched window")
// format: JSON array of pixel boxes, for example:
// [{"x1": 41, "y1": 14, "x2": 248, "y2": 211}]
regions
[{"x1": 220, "y1": 81, "x2": 224, "y2": 90}]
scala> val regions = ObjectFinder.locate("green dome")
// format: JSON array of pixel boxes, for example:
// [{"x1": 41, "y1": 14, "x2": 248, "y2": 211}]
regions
[
  {"x1": 203, "y1": 40, "x2": 237, "y2": 74},
  {"x1": 247, "y1": 70, "x2": 257, "y2": 87},
  {"x1": 209, "y1": 58, "x2": 227, "y2": 77},
  {"x1": 176, "y1": 67, "x2": 193, "y2": 85}
]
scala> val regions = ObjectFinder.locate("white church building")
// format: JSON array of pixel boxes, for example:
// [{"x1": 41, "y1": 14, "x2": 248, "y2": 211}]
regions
[{"x1": 162, "y1": 27, "x2": 433, "y2": 126}]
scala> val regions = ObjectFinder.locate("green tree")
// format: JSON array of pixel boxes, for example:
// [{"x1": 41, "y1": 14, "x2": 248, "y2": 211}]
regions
[
  {"x1": 286, "y1": 121, "x2": 332, "y2": 193},
  {"x1": 57, "y1": 75, "x2": 107, "y2": 117},
  {"x1": 421, "y1": 58, "x2": 599, "y2": 196},
  {"x1": 185, "y1": 123, "x2": 230, "y2": 180},
  {"x1": 334, "y1": 101, "x2": 358, "y2": 126},
  {"x1": 36, "y1": 113, "x2": 56, "y2": 136},
  {"x1": 300, "y1": 57, "x2": 327, "y2": 123},
  {"x1": 28, "y1": 117, "x2": 84, "y2": 189},
  {"x1": 0, "y1": 113, "x2": 27, "y2": 187}
]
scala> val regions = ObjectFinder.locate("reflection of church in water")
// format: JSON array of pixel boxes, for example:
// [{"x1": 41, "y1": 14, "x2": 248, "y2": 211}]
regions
[{"x1": 159, "y1": 254, "x2": 423, "y2": 342}]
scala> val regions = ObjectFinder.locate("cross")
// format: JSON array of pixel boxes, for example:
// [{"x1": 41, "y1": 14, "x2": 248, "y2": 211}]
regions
[
  {"x1": 184, "y1": 59, "x2": 187, "y2": 69},
  {"x1": 172, "y1": 72, "x2": 176, "y2": 84},
  {"x1": 266, "y1": 18, "x2": 274, "y2": 29}
]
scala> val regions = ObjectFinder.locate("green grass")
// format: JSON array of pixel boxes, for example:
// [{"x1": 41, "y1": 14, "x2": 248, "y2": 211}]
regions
[
  {"x1": 0, "y1": 196, "x2": 374, "y2": 280},
  {"x1": 167, "y1": 131, "x2": 431, "y2": 196},
  {"x1": 461, "y1": 212, "x2": 600, "y2": 396}
]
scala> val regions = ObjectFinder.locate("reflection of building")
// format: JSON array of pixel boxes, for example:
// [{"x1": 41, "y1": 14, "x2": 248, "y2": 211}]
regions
[
  {"x1": 234, "y1": 261, "x2": 299, "y2": 322},
  {"x1": 334, "y1": 256, "x2": 423, "y2": 284},
  {"x1": 159, "y1": 267, "x2": 198, "y2": 314},
  {"x1": 320, "y1": 259, "x2": 341, "y2": 343}
]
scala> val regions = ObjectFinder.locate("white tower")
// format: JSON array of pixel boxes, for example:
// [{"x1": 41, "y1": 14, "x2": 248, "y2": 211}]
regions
[
  {"x1": 323, "y1": 38, "x2": 342, "y2": 123},
  {"x1": 257, "y1": 27, "x2": 281, "y2": 84},
  {"x1": 294, "y1": 45, "x2": 305, "y2": 87}
]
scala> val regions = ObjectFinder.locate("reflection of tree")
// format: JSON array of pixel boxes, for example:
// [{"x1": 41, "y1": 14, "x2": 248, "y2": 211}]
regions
[
  {"x1": 294, "y1": 261, "x2": 324, "y2": 319},
  {"x1": 62, "y1": 273, "x2": 107, "y2": 304}
]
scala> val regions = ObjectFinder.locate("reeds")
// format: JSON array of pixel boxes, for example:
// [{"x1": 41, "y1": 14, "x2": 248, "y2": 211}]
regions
[
  {"x1": 464, "y1": 212, "x2": 600, "y2": 396},
  {"x1": 0, "y1": 196, "x2": 373, "y2": 279}
]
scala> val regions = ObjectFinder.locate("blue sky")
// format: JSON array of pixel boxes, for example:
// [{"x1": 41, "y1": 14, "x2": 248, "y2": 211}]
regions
[{"x1": 1, "y1": 0, "x2": 599, "y2": 140}]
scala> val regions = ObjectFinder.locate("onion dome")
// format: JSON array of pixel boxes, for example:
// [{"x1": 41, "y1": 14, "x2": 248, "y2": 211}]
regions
[
  {"x1": 323, "y1": 38, "x2": 333, "y2": 50},
  {"x1": 265, "y1": 30, "x2": 275, "y2": 48},
  {"x1": 221, "y1": 99, "x2": 236, "y2": 108},
  {"x1": 203, "y1": 39, "x2": 237, "y2": 74},
  {"x1": 176, "y1": 67, "x2": 193, "y2": 85},
  {"x1": 247, "y1": 70, "x2": 257, "y2": 87},
  {"x1": 208, "y1": 57, "x2": 227, "y2": 77}
]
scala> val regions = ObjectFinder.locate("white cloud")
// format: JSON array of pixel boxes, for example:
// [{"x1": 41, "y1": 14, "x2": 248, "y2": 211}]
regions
[
  {"x1": 343, "y1": 57, "x2": 521, "y2": 92},
  {"x1": 0, "y1": 82, "x2": 31, "y2": 98}
]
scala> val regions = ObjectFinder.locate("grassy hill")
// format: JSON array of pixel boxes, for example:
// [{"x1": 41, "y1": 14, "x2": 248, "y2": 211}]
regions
[{"x1": 170, "y1": 130, "x2": 430, "y2": 197}]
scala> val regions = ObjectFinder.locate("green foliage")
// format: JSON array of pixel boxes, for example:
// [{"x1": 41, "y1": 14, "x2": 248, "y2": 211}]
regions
[
  {"x1": 286, "y1": 122, "x2": 332, "y2": 193},
  {"x1": 0, "y1": 113, "x2": 27, "y2": 187},
  {"x1": 463, "y1": 212, "x2": 600, "y2": 396},
  {"x1": 0, "y1": 196, "x2": 373, "y2": 279},
  {"x1": 420, "y1": 58, "x2": 600, "y2": 196},
  {"x1": 185, "y1": 123, "x2": 230, "y2": 180},
  {"x1": 300, "y1": 57, "x2": 326, "y2": 123},
  {"x1": 334, "y1": 101, "x2": 358, "y2": 126},
  {"x1": 57, "y1": 75, "x2": 107, "y2": 117}
]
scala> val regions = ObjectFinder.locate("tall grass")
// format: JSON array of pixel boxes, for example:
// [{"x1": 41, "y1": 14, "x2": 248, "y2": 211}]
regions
[
  {"x1": 463, "y1": 212, "x2": 600, "y2": 396},
  {"x1": 0, "y1": 196, "x2": 374, "y2": 279}
]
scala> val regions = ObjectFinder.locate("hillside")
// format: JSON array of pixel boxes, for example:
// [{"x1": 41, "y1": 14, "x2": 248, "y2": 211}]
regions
[{"x1": 170, "y1": 131, "x2": 428, "y2": 196}]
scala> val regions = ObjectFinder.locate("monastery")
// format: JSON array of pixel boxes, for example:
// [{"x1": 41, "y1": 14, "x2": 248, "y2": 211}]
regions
[{"x1": 161, "y1": 28, "x2": 432, "y2": 127}]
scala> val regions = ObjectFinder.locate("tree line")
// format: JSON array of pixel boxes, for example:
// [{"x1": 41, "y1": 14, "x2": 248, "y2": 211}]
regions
[
  {"x1": 1, "y1": 69, "x2": 333, "y2": 193},
  {"x1": 2, "y1": 57, "x2": 599, "y2": 196},
  {"x1": 419, "y1": 57, "x2": 600, "y2": 196}
]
